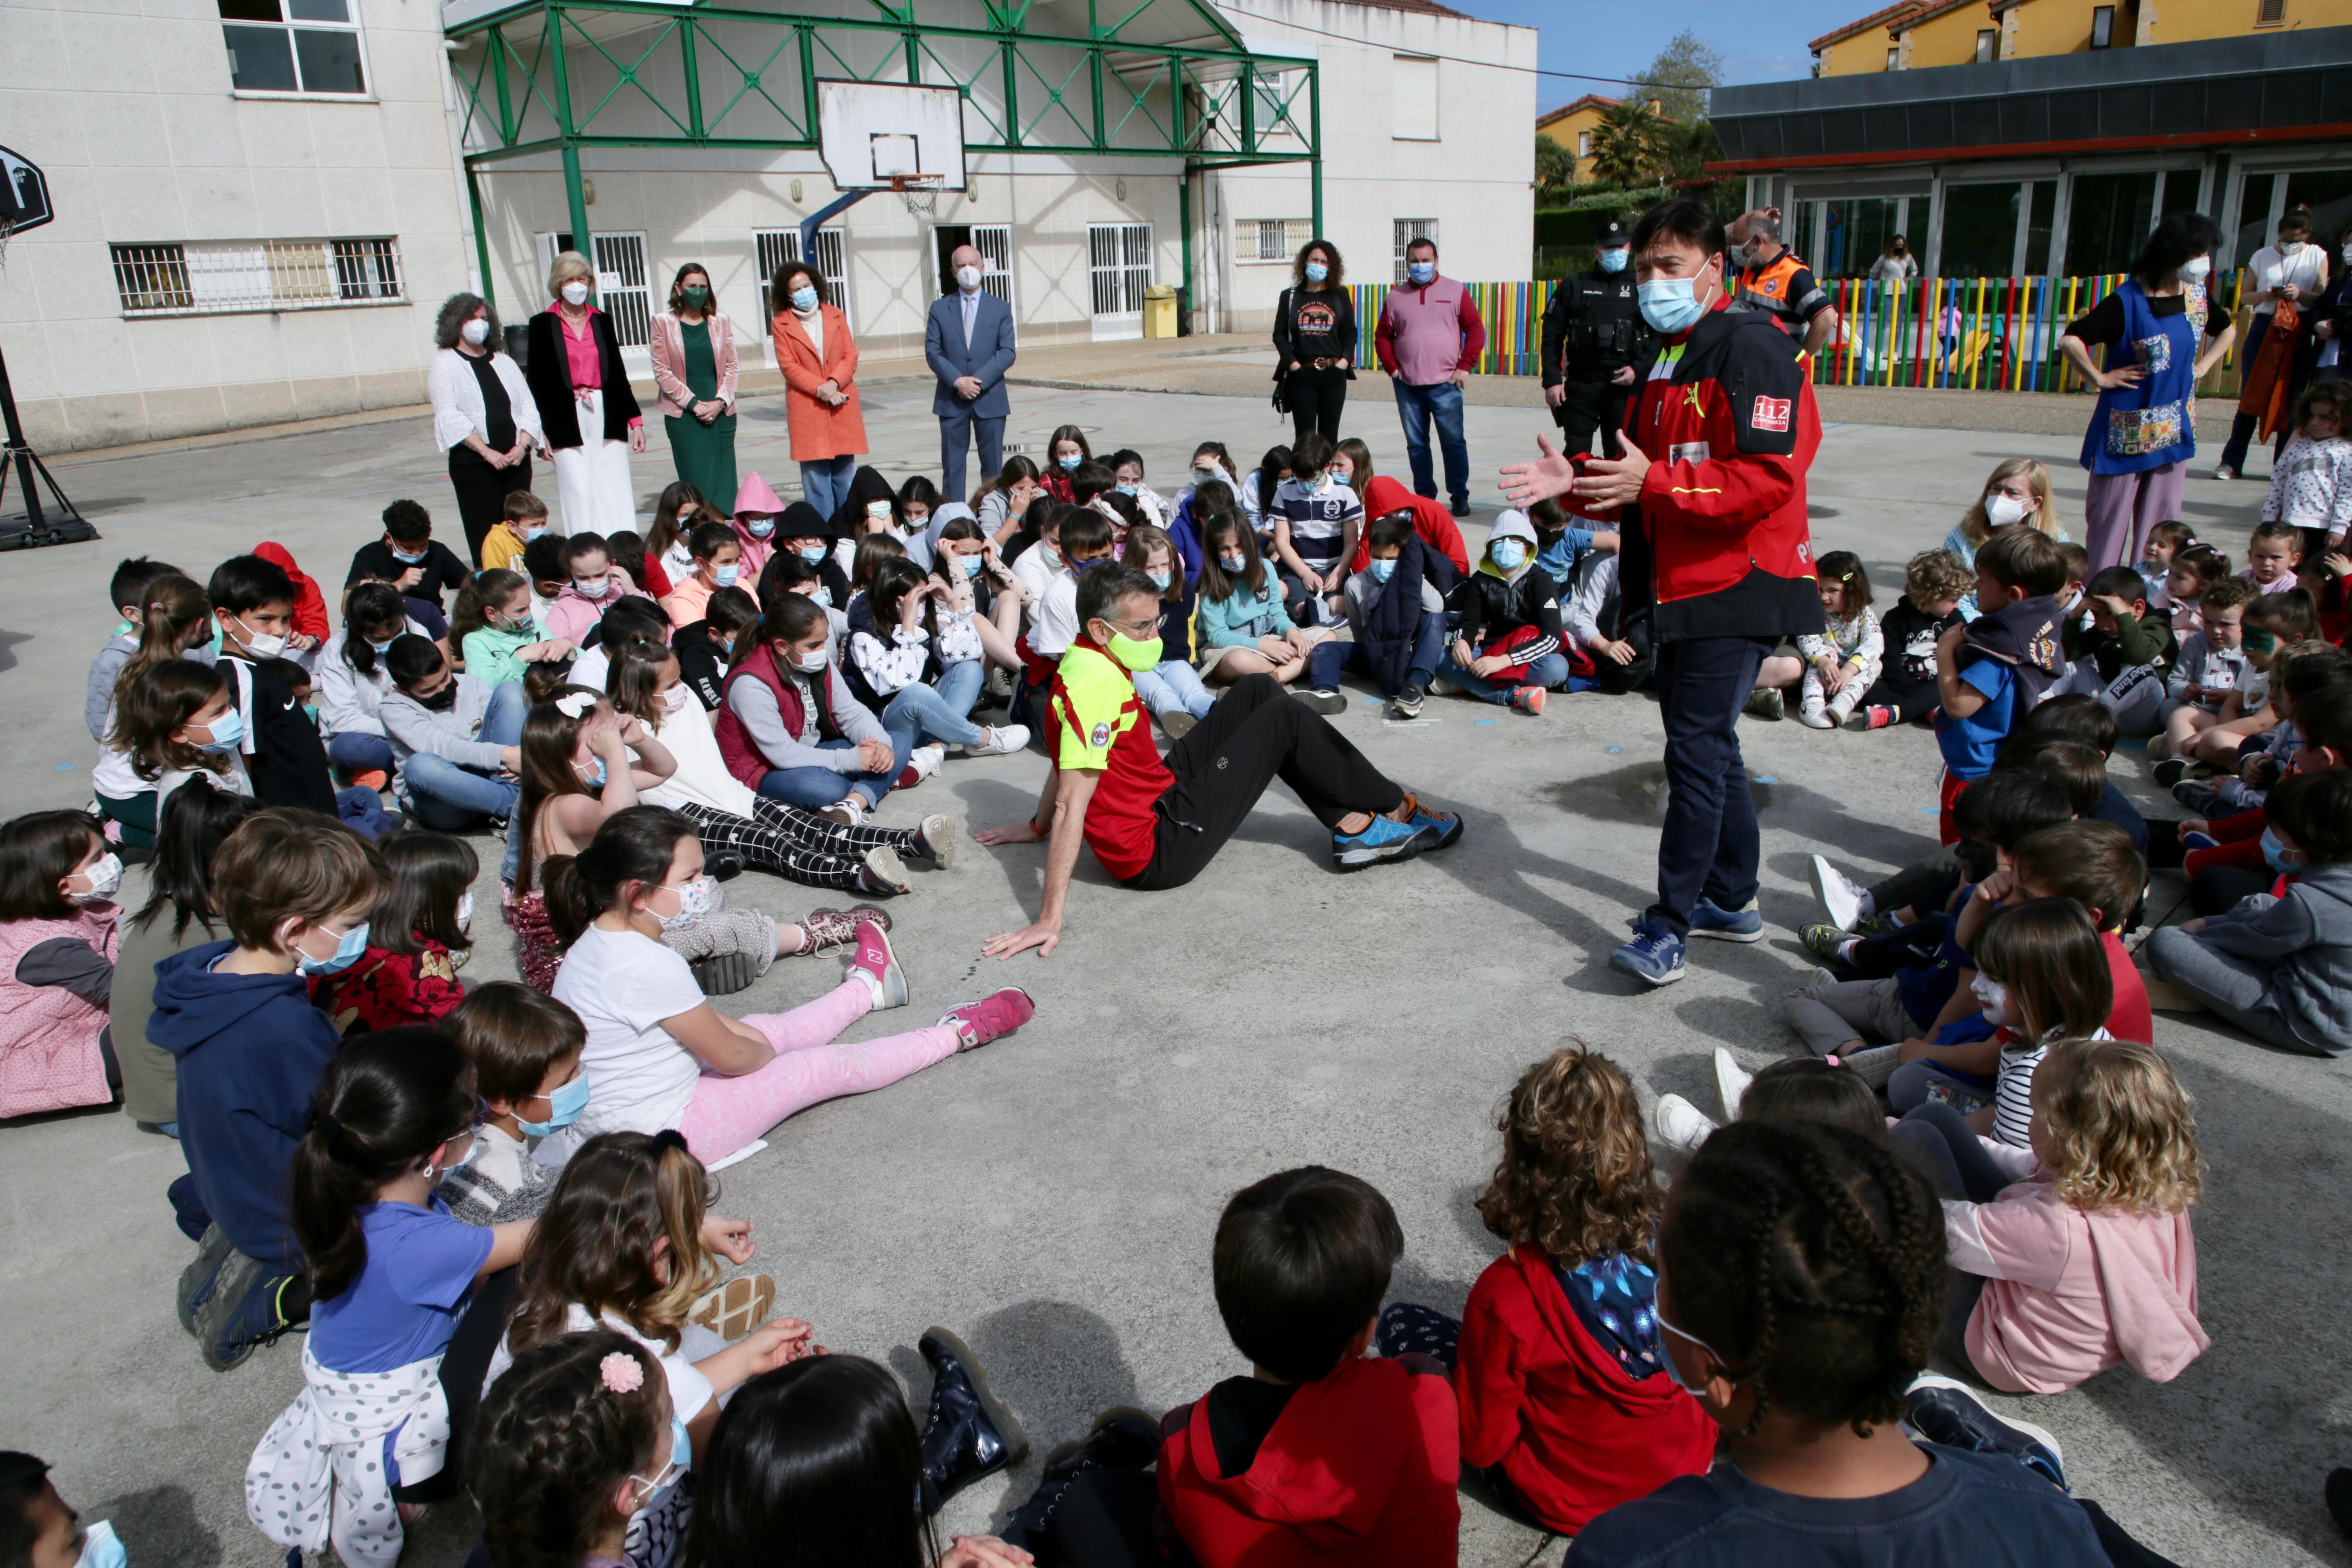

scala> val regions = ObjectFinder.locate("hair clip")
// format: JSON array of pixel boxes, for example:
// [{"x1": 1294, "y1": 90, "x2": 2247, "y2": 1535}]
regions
[
  {"x1": 555, "y1": 692, "x2": 597, "y2": 718},
  {"x1": 599, "y1": 1352, "x2": 645, "y2": 1393}
]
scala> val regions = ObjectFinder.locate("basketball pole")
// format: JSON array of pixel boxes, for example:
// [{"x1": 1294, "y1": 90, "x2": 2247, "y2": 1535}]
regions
[{"x1": 0, "y1": 315, "x2": 90, "y2": 551}]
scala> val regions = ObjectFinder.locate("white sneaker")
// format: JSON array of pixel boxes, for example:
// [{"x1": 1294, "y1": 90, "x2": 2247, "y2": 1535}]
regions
[
  {"x1": 906, "y1": 743, "x2": 946, "y2": 782},
  {"x1": 1808, "y1": 854, "x2": 1869, "y2": 931},
  {"x1": 1799, "y1": 701, "x2": 1834, "y2": 730},
  {"x1": 968, "y1": 724, "x2": 1028, "y2": 757},
  {"x1": 1711, "y1": 1048, "x2": 1754, "y2": 1122},
  {"x1": 1652, "y1": 1093, "x2": 1717, "y2": 1153},
  {"x1": 1834, "y1": 1043, "x2": 1900, "y2": 1089}
]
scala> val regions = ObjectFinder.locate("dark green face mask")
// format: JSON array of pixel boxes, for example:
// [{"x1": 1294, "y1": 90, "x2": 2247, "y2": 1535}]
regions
[{"x1": 683, "y1": 286, "x2": 711, "y2": 307}]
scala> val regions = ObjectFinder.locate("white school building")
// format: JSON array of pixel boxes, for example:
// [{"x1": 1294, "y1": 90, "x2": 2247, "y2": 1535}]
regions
[{"x1": 0, "y1": 0, "x2": 1534, "y2": 454}]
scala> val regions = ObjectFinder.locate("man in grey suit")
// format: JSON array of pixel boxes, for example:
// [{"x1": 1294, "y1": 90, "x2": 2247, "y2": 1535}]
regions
[{"x1": 926, "y1": 243, "x2": 1018, "y2": 501}]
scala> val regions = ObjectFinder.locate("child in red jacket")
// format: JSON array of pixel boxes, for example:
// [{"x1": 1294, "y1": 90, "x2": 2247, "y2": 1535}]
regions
[
  {"x1": 1380, "y1": 1044, "x2": 1714, "y2": 1535},
  {"x1": 1006, "y1": 1166, "x2": 1460, "y2": 1567}
]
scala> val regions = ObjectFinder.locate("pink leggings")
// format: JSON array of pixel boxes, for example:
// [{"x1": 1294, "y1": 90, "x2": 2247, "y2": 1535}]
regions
[{"x1": 674, "y1": 981, "x2": 960, "y2": 1164}]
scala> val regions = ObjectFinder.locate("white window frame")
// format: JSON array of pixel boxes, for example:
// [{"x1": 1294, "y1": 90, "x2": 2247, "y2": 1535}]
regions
[
  {"x1": 1088, "y1": 222, "x2": 1153, "y2": 341},
  {"x1": 1577, "y1": 129, "x2": 1593, "y2": 159},
  {"x1": 109, "y1": 238, "x2": 403, "y2": 317},
  {"x1": 755, "y1": 226, "x2": 851, "y2": 367},
  {"x1": 970, "y1": 224, "x2": 1016, "y2": 311},
  {"x1": 220, "y1": 0, "x2": 374, "y2": 100},
  {"x1": 1241, "y1": 218, "x2": 1311, "y2": 264},
  {"x1": 1393, "y1": 219, "x2": 1437, "y2": 283},
  {"x1": 1391, "y1": 54, "x2": 1438, "y2": 142}
]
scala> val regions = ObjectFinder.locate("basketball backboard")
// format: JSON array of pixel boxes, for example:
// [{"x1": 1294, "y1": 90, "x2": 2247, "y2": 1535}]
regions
[
  {"x1": 0, "y1": 145, "x2": 54, "y2": 236},
  {"x1": 815, "y1": 81, "x2": 967, "y2": 191}
]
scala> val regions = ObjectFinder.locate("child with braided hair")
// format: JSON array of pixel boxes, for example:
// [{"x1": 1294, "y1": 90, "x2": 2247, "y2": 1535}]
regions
[{"x1": 1570, "y1": 1119, "x2": 2111, "y2": 1566}]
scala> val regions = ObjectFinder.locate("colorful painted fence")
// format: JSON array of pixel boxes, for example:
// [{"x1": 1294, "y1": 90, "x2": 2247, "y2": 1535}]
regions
[{"x1": 1349, "y1": 271, "x2": 2248, "y2": 392}]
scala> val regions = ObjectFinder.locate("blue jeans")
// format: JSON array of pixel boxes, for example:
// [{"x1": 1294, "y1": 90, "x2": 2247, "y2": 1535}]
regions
[
  {"x1": 400, "y1": 751, "x2": 521, "y2": 829},
  {"x1": 757, "y1": 733, "x2": 914, "y2": 810},
  {"x1": 481, "y1": 680, "x2": 528, "y2": 748},
  {"x1": 1131, "y1": 658, "x2": 1216, "y2": 719},
  {"x1": 938, "y1": 409, "x2": 1006, "y2": 503},
  {"x1": 1309, "y1": 613, "x2": 1443, "y2": 697},
  {"x1": 1392, "y1": 379, "x2": 1470, "y2": 506},
  {"x1": 1437, "y1": 649, "x2": 1569, "y2": 704},
  {"x1": 1648, "y1": 635, "x2": 1774, "y2": 938},
  {"x1": 328, "y1": 731, "x2": 394, "y2": 776},
  {"x1": 881, "y1": 660, "x2": 986, "y2": 748},
  {"x1": 800, "y1": 454, "x2": 857, "y2": 518}
]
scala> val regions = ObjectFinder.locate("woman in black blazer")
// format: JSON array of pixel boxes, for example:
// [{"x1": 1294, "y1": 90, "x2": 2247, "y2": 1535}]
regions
[{"x1": 526, "y1": 250, "x2": 646, "y2": 534}]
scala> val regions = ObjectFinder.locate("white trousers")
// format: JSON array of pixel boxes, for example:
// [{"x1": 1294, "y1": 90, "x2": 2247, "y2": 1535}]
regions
[{"x1": 550, "y1": 388, "x2": 637, "y2": 534}]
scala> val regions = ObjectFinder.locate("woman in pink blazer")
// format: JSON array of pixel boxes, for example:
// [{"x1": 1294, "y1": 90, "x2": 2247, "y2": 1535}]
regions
[
  {"x1": 771, "y1": 257, "x2": 869, "y2": 518},
  {"x1": 650, "y1": 262, "x2": 742, "y2": 510}
]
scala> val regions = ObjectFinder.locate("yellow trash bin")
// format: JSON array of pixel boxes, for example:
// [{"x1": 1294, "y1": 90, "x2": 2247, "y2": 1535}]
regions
[{"x1": 1144, "y1": 284, "x2": 1178, "y2": 339}]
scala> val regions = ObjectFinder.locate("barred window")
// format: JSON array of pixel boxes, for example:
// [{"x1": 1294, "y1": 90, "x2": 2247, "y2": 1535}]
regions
[
  {"x1": 110, "y1": 239, "x2": 403, "y2": 316},
  {"x1": 1245, "y1": 219, "x2": 1311, "y2": 263},
  {"x1": 1393, "y1": 219, "x2": 1437, "y2": 282}
]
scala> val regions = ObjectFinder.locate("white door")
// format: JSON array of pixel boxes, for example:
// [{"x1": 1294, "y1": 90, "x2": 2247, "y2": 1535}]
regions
[
  {"x1": 1088, "y1": 222, "x2": 1151, "y2": 341},
  {"x1": 533, "y1": 231, "x2": 651, "y2": 372},
  {"x1": 755, "y1": 227, "x2": 850, "y2": 368},
  {"x1": 973, "y1": 223, "x2": 1015, "y2": 312}
]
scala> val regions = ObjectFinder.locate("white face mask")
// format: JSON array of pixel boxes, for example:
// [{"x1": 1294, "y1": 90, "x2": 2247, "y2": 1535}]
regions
[
  {"x1": 232, "y1": 614, "x2": 287, "y2": 659},
  {"x1": 956, "y1": 265, "x2": 984, "y2": 291},
  {"x1": 70, "y1": 852, "x2": 125, "y2": 904},
  {"x1": 461, "y1": 317, "x2": 491, "y2": 346},
  {"x1": 2179, "y1": 255, "x2": 2211, "y2": 282},
  {"x1": 1984, "y1": 493, "x2": 2031, "y2": 528},
  {"x1": 456, "y1": 891, "x2": 475, "y2": 933},
  {"x1": 658, "y1": 685, "x2": 691, "y2": 714},
  {"x1": 560, "y1": 281, "x2": 591, "y2": 306}
]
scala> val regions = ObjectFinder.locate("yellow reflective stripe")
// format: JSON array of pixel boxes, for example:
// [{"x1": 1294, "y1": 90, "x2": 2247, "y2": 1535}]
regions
[{"x1": 1669, "y1": 486, "x2": 1725, "y2": 495}]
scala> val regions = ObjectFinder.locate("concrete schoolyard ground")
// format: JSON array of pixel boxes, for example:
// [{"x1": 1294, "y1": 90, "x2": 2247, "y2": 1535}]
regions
[{"x1": 1, "y1": 372, "x2": 2342, "y2": 1567}]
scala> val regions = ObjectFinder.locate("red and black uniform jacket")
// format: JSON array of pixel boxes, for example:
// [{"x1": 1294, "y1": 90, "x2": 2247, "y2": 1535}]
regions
[
  {"x1": 1453, "y1": 1245, "x2": 1716, "y2": 1534},
  {"x1": 1613, "y1": 295, "x2": 1825, "y2": 646}
]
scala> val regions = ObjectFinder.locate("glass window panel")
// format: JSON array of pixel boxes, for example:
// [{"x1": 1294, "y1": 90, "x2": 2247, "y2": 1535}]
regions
[
  {"x1": 2285, "y1": 170, "x2": 2352, "y2": 257},
  {"x1": 217, "y1": 0, "x2": 282, "y2": 21},
  {"x1": 293, "y1": 28, "x2": 366, "y2": 93},
  {"x1": 222, "y1": 25, "x2": 298, "y2": 91},
  {"x1": 1939, "y1": 183, "x2": 2021, "y2": 279},
  {"x1": 2159, "y1": 171, "x2": 2202, "y2": 221},
  {"x1": 286, "y1": 0, "x2": 348, "y2": 19},
  {"x1": 1818, "y1": 197, "x2": 1900, "y2": 279},
  {"x1": 2065, "y1": 172, "x2": 2156, "y2": 276},
  {"x1": 2025, "y1": 180, "x2": 2058, "y2": 275}
]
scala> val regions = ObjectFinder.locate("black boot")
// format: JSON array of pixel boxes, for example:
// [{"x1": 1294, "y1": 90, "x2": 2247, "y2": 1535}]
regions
[
  {"x1": 1000, "y1": 1407, "x2": 1160, "y2": 1549},
  {"x1": 918, "y1": 1327, "x2": 1029, "y2": 1507},
  {"x1": 705, "y1": 848, "x2": 746, "y2": 882}
]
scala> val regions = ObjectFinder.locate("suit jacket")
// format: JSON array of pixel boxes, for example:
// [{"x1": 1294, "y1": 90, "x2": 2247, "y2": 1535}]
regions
[
  {"x1": 647, "y1": 309, "x2": 740, "y2": 420},
  {"x1": 525, "y1": 308, "x2": 642, "y2": 449},
  {"x1": 925, "y1": 289, "x2": 1017, "y2": 419}
]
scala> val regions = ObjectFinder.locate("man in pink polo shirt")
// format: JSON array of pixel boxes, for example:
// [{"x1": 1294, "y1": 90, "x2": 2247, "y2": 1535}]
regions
[{"x1": 1375, "y1": 236, "x2": 1487, "y2": 518}]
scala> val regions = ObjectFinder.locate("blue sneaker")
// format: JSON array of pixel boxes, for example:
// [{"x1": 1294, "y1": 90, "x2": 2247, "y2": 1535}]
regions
[
  {"x1": 1397, "y1": 792, "x2": 1462, "y2": 852},
  {"x1": 1333, "y1": 815, "x2": 1433, "y2": 869},
  {"x1": 1609, "y1": 923, "x2": 1686, "y2": 987},
  {"x1": 2180, "y1": 830, "x2": 2218, "y2": 852},
  {"x1": 1690, "y1": 897, "x2": 1763, "y2": 943},
  {"x1": 1904, "y1": 1374, "x2": 2066, "y2": 1491}
]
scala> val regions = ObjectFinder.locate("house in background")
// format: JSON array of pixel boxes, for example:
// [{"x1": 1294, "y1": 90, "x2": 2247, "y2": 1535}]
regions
[
  {"x1": 1713, "y1": 18, "x2": 2352, "y2": 281},
  {"x1": 1536, "y1": 94, "x2": 1670, "y2": 184},
  {"x1": 1815, "y1": 0, "x2": 2336, "y2": 76}
]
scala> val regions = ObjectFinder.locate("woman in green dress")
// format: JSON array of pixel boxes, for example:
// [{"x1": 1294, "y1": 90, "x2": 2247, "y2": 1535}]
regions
[{"x1": 650, "y1": 262, "x2": 742, "y2": 510}]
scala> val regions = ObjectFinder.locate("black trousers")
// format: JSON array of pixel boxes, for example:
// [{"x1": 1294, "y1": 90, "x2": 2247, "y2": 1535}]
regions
[
  {"x1": 1855, "y1": 670, "x2": 1940, "y2": 723},
  {"x1": 1126, "y1": 674, "x2": 1406, "y2": 891},
  {"x1": 1593, "y1": 617, "x2": 1655, "y2": 693},
  {"x1": 1282, "y1": 364, "x2": 1349, "y2": 446},
  {"x1": 1553, "y1": 377, "x2": 1633, "y2": 460},
  {"x1": 391, "y1": 1266, "x2": 519, "y2": 1504},
  {"x1": 449, "y1": 446, "x2": 536, "y2": 566}
]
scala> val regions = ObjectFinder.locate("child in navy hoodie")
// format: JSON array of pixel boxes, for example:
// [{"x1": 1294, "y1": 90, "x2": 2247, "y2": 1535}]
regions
[{"x1": 148, "y1": 807, "x2": 381, "y2": 1371}]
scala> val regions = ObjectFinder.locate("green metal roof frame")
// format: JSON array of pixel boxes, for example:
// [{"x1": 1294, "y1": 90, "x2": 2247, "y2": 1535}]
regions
[{"x1": 444, "y1": 0, "x2": 1321, "y2": 318}]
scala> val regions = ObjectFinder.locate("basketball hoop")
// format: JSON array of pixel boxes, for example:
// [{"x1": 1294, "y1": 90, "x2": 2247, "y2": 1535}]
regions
[{"x1": 891, "y1": 174, "x2": 943, "y2": 217}]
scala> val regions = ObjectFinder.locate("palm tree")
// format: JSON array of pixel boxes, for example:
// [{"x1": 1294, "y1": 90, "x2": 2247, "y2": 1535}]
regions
[{"x1": 1589, "y1": 100, "x2": 1667, "y2": 188}]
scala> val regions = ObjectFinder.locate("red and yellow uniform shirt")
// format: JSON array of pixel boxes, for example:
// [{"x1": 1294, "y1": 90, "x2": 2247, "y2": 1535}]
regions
[{"x1": 1047, "y1": 640, "x2": 1171, "y2": 882}]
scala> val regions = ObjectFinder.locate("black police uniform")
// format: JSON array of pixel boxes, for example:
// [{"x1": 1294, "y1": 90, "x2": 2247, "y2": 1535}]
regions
[{"x1": 1540, "y1": 220, "x2": 1652, "y2": 461}]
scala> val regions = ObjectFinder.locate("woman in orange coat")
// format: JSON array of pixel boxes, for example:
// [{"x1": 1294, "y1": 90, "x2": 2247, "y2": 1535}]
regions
[{"x1": 772, "y1": 257, "x2": 869, "y2": 520}]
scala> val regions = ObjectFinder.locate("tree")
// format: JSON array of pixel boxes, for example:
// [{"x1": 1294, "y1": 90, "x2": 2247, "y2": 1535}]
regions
[
  {"x1": 1534, "y1": 134, "x2": 1575, "y2": 194},
  {"x1": 1664, "y1": 117, "x2": 1722, "y2": 184},
  {"x1": 1641, "y1": 30, "x2": 1724, "y2": 125},
  {"x1": 1589, "y1": 100, "x2": 1668, "y2": 188}
]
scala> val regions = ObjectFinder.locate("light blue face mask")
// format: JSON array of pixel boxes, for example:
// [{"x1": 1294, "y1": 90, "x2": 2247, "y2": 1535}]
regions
[
  {"x1": 75, "y1": 1521, "x2": 127, "y2": 1568},
  {"x1": 1304, "y1": 261, "x2": 1329, "y2": 284},
  {"x1": 195, "y1": 708, "x2": 245, "y2": 753},
  {"x1": 788, "y1": 286, "x2": 818, "y2": 312},
  {"x1": 1598, "y1": 247, "x2": 1630, "y2": 274},
  {"x1": 713, "y1": 564, "x2": 739, "y2": 587},
  {"x1": 1146, "y1": 569, "x2": 1172, "y2": 590},
  {"x1": 295, "y1": 920, "x2": 371, "y2": 977},
  {"x1": 370, "y1": 639, "x2": 395, "y2": 656},
  {"x1": 1406, "y1": 261, "x2": 1435, "y2": 286},
  {"x1": 1638, "y1": 277, "x2": 1706, "y2": 334},
  {"x1": 960, "y1": 555, "x2": 984, "y2": 579},
  {"x1": 1116, "y1": 483, "x2": 1139, "y2": 497},
  {"x1": 745, "y1": 518, "x2": 775, "y2": 539},
  {"x1": 578, "y1": 756, "x2": 607, "y2": 789},
  {"x1": 392, "y1": 546, "x2": 427, "y2": 564},
  {"x1": 2263, "y1": 826, "x2": 2300, "y2": 874},
  {"x1": 1058, "y1": 454, "x2": 1081, "y2": 471},
  {"x1": 1369, "y1": 557, "x2": 1397, "y2": 584},
  {"x1": 516, "y1": 1070, "x2": 590, "y2": 1137},
  {"x1": 1490, "y1": 540, "x2": 1528, "y2": 572},
  {"x1": 797, "y1": 543, "x2": 827, "y2": 563}
]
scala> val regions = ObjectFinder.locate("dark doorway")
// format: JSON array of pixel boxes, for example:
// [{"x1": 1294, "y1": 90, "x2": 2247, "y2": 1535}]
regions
[{"x1": 933, "y1": 225, "x2": 971, "y2": 297}]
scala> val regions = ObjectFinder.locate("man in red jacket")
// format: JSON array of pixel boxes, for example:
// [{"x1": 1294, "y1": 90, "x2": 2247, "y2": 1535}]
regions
[{"x1": 1505, "y1": 197, "x2": 1823, "y2": 987}]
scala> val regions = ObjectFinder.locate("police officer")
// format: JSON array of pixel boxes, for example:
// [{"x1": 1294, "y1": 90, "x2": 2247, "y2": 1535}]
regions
[{"x1": 1540, "y1": 220, "x2": 1650, "y2": 460}]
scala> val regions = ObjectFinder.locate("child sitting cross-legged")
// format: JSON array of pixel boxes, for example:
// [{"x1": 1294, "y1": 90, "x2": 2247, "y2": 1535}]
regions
[
  {"x1": 2146, "y1": 766, "x2": 2352, "y2": 1055},
  {"x1": 244, "y1": 1028, "x2": 536, "y2": 1564},
  {"x1": 1378, "y1": 1045, "x2": 1714, "y2": 1534},
  {"x1": 2171, "y1": 589, "x2": 2321, "y2": 784},
  {"x1": 1195, "y1": 510, "x2": 1329, "y2": 693},
  {"x1": 1006, "y1": 1167, "x2": 1461, "y2": 1567},
  {"x1": 1568, "y1": 1118, "x2": 2112, "y2": 1565},
  {"x1": 2152, "y1": 573, "x2": 2257, "y2": 763},
  {"x1": 2243, "y1": 516, "x2": 2306, "y2": 597},
  {"x1": 1849, "y1": 549, "x2": 1968, "y2": 732},
  {"x1": 439, "y1": 981, "x2": 579, "y2": 1225},
  {"x1": 0, "y1": 811, "x2": 124, "y2": 1123},
  {"x1": 1750, "y1": 550, "x2": 1882, "y2": 728},
  {"x1": 1303, "y1": 509, "x2": 1450, "y2": 723},
  {"x1": 1652, "y1": 1051, "x2": 1890, "y2": 1154},
  {"x1": 1438, "y1": 511, "x2": 1568, "y2": 717},
  {"x1": 2054, "y1": 565, "x2": 2177, "y2": 738},
  {"x1": 317, "y1": 829, "x2": 476, "y2": 1033}
]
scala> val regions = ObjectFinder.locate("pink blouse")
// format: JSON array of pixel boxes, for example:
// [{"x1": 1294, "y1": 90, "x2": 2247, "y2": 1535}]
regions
[{"x1": 551, "y1": 302, "x2": 642, "y2": 428}]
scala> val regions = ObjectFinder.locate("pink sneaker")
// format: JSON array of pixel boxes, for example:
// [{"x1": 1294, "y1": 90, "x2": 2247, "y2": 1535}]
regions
[
  {"x1": 1510, "y1": 686, "x2": 1546, "y2": 716},
  {"x1": 939, "y1": 987, "x2": 1035, "y2": 1051},
  {"x1": 843, "y1": 920, "x2": 908, "y2": 1010}
]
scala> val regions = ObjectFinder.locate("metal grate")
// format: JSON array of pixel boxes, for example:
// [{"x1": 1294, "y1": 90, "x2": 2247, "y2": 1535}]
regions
[
  {"x1": 1392, "y1": 219, "x2": 1437, "y2": 282},
  {"x1": 1088, "y1": 223, "x2": 1152, "y2": 317},
  {"x1": 1248, "y1": 218, "x2": 1311, "y2": 263},
  {"x1": 110, "y1": 238, "x2": 401, "y2": 315},
  {"x1": 756, "y1": 226, "x2": 850, "y2": 327},
  {"x1": 971, "y1": 224, "x2": 1015, "y2": 310}
]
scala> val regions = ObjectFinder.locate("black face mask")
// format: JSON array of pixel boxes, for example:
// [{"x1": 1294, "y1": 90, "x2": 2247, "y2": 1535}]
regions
[{"x1": 417, "y1": 682, "x2": 460, "y2": 712}]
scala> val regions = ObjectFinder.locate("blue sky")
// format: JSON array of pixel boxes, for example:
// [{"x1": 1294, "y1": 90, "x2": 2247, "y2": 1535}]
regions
[{"x1": 1443, "y1": 0, "x2": 1876, "y2": 114}]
